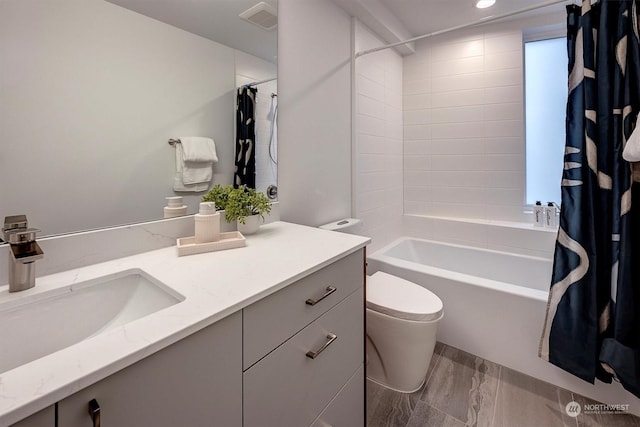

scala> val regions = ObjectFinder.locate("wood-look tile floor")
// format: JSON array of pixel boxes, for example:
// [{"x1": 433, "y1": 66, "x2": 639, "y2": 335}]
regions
[{"x1": 367, "y1": 343, "x2": 640, "y2": 427}]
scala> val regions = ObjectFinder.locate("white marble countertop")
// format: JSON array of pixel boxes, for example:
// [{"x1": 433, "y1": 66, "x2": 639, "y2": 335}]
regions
[{"x1": 0, "y1": 221, "x2": 370, "y2": 425}]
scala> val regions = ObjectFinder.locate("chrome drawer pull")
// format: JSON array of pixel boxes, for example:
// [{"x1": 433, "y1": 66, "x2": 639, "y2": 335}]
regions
[
  {"x1": 305, "y1": 286, "x2": 337, "y2": 306},
  {"x1": 306, "y1": 333, "x2": 337, "y2": 359}
]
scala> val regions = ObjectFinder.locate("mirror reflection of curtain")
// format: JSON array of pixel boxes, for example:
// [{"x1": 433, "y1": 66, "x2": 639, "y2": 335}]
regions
[
  {"x1": 235, "y1": 87, "x2": 257, "y2": 188},
  {"x1": 540, "y1": 0, "x2": 640, "y2": 398}
]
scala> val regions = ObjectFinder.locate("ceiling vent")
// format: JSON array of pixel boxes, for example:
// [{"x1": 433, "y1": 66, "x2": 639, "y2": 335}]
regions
[{"x1": 239, "y1": 2, "x2": 277, "y2": 31}]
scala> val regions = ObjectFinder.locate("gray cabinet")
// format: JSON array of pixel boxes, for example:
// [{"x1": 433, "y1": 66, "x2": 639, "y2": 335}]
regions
[
  {"x1": 243, "y1": 249, "x2": 365, "y2": 427},
  {"x1": 10, "y1": 407, "x2": 54, "y2": 427},
  {"x1": 311, "y1": 366, "x2": 365, "y2": 427},
  {"x1": 57, "y1": 311, "x2": 242, "y2": 427},
  {"x1": 11, "y1": 248, "x2": 365, "y2": 427},
  {"x1": 243, "y1": 250, "x2": 364, "y2": 369}
]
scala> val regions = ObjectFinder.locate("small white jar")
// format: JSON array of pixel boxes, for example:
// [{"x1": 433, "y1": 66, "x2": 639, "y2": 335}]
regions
[{"x1": 164, "y1": 196, "x2": 187, "y2": 218}]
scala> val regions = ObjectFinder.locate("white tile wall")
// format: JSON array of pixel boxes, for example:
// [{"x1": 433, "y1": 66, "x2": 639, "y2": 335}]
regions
[
  {"x1": 402, "y1": 24, "x2": 529, "y2": 222},
  {"x1": 355, "y1": 21, "x2": 404, "y2": 252}
]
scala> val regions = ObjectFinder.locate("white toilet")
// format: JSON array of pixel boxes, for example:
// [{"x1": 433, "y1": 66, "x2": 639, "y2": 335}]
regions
[{"x1": 320, "y1": 219, "x2": 444, "y2": 393}]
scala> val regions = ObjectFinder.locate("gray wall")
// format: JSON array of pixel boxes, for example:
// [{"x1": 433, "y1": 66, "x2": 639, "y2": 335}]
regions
[
  {"x1": 277, "y1": 0, "x2": 353, "y2": 227},
  {"x1": 1, "y1": 0, "x2": 235, "y2": 236}
]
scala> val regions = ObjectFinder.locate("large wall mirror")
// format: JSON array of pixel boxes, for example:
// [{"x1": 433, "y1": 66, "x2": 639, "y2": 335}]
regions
[{"x1": 0, "y1": 0, "x2": 277, "y2": 238}]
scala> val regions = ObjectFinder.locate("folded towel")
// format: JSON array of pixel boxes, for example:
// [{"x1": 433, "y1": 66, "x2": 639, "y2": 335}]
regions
[
  {"x1": 180, "y1": 137, "x2": 218, "y2": 163},
  {"x1": 182, "y1": 162, "x2": 212, "y2": 185},
  {"x1": 173, "y1": 143, "x2": 209, "y2": 192},
  {"x1": 178, "y1": 137, "x2": 217, "y2": 185}
]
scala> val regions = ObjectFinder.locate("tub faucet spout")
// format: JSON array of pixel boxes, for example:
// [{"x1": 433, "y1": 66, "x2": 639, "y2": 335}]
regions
[{"x1": 2, "y1": 215, "x2": 44, "y2": 292}]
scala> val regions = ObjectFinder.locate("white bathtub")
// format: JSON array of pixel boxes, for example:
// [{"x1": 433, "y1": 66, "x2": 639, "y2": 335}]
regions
[{"x1": 367, "y1": 237, "x2": 640, "y2": 415}]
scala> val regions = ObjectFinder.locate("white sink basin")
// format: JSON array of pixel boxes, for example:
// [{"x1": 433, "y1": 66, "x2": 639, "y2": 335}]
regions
[{"x1": 0, "y1": 269, "x2": 184, "y2": 374}]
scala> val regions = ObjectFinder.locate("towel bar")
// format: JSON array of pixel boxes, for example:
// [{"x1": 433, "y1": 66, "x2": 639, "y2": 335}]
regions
[{"x1": 168, "y1": 139, "x2": 181, "y2": 146}]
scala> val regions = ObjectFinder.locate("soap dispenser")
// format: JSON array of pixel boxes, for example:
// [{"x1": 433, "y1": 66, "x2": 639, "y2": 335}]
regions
[
  {"x1": 164, "y1": 196, "x2": 188, "y2": 218},
  {"x1": 195, "y1": 202, "x2": 220, "y2": 243}
]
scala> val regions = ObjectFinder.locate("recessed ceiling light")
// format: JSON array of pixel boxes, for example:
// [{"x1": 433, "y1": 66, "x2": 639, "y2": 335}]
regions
[{"x1": 475, "y1": 0, "x2": 496, "y2": 8}]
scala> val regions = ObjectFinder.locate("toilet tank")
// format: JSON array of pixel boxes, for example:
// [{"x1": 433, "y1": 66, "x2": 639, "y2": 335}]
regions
[{"x1": 319, "y1": 218, "x2": 364, "y2": 235}]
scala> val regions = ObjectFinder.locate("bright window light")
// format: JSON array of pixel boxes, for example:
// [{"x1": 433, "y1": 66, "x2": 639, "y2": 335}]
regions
[{"x1": 525, "y1": 37, "x2": 568, "y2": 206}]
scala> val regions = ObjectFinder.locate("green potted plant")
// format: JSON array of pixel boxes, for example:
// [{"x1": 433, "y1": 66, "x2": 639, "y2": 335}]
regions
[
  {"x1": 202, "y1": 185, "x2": 271, "y2": 235},
  {"x1": 202, "y1": 184, "x2": 234, "y2": 210}
]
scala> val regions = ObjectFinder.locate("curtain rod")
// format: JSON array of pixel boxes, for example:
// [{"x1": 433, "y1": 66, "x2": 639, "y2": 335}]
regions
[
  {"x1": 240, "y1": 77, "x2": 277, "y2": 88},
  {"x1": 356, "y1": 0, "x2": 568, "y2": 58}
]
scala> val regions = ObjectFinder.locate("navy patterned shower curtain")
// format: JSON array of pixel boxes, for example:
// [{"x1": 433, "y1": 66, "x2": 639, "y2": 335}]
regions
[
  {"x1": 539, "y1": 0, "x2": 640, "y2": 397},
  {"x1": 234, "y1": 87, "x2": 257, "y2": 188}
]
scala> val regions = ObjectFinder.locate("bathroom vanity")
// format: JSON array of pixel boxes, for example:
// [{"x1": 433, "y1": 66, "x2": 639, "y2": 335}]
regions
[{"x1": 1, "y1": 221, "x2": 369, "y2": 427}]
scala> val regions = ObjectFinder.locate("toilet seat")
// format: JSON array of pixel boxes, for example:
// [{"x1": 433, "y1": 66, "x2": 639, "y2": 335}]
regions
[{"x1": 367, "y1": 271, "x2": 443, "y2": 321}]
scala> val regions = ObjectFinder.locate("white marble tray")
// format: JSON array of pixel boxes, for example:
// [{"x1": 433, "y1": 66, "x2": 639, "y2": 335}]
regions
[{"x1": 176, "y1": 232, "x2": 246, "y2": 256}]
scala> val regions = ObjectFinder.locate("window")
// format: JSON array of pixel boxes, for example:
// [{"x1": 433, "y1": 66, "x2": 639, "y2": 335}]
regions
[{"x1": 524, "y1": 37, "x2": 568, "y2": 206}]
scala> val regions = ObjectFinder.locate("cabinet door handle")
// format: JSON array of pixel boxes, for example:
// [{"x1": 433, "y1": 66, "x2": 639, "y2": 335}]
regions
[
  {"x1": 305, "y1": 286, "x2": 336, "y2": 306},
  {"x1": 306, "y1": 333, "x2": 337, "y2": 359},
  {"x1": 88, "y1": 398, "x2": 101, "y2": 427}
]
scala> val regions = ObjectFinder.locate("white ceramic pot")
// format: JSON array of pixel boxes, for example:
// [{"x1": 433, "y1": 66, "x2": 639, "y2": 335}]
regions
[{"x1": 237, "y1": 215, "x2": 261, "y2": 235}]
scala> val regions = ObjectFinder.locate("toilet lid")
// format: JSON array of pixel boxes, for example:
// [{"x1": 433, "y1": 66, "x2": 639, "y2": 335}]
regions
[{"x1": 367, "y1": 271, "x2": 443, "y2": 321}]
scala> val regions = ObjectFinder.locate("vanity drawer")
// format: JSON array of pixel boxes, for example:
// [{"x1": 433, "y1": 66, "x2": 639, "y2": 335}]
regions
[
  {"x1": 243, "y1": 288, "x2": 364, "y2": 427},
  {"x1": 243, "y1": 249, "x2": 364, "y2": 369},
  {"x1": 310, "y1": 365, "x2": 364, "y2": 427}
]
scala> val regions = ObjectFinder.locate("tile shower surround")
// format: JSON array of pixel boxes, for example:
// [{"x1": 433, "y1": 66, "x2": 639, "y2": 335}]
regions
[
  {"x1": 355, "y1": 22, "x2": 404, "y2": 253},
  {"x1": 355, "y1": 16, "x2": 562, "y2": 251},
  {"x1": 402, "y1": 26, "x2": 529, "y2": 223}
]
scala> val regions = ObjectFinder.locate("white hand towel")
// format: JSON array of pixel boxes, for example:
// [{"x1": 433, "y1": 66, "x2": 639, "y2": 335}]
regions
[
  {"x1": 180, "y1": 137, "x2": 218, "y2": 163},
  {"x1": 182, "y1": 161, "x2": 213, "y2": 185},
  {"x1": 624, "y1": 126, "x2": 640, "y2": 162},
  {"x1": 173, "y1": 143, "x2": 209, "y2": 192},
  {"x1": 179, "y1": 137, "x2": 217, "y2": 185}
]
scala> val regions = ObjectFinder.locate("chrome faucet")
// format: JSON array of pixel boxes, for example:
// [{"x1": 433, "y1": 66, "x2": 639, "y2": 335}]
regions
[{"x1": 2, "y1": 215, "x2": 44, "y2": 292}]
